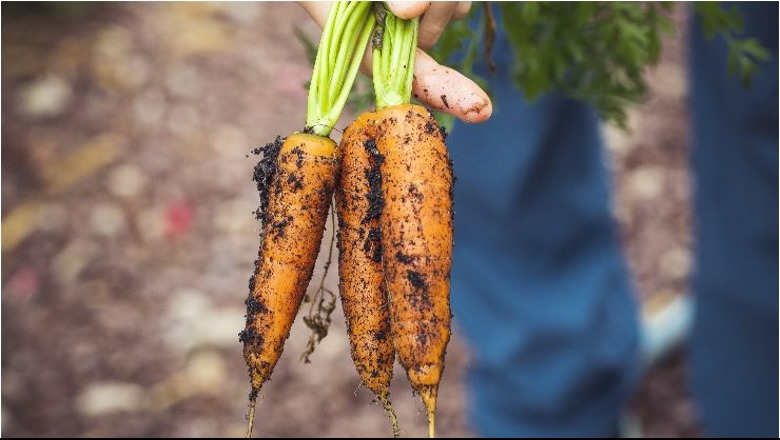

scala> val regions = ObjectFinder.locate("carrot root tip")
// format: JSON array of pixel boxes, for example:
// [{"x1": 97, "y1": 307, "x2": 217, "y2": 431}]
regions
[
  {"x1": 379, "y1": 392, "x2": 401, "y2": 438},
  {"x1": 420, "y1": 385, "x2": 438, "y2": 438},
  {"x1": 245, "y1": 394, "x2": 257, "y2": 438}
]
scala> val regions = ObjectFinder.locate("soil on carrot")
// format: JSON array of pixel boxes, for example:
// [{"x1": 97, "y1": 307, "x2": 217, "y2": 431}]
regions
[
  {"x1": 252, "y1": 136, "x2": 284, "y2": 224},
  {"x1": 363, "y1": 138, "x2": 385, "y2": 224},
  {"x1": 2, "y1": 3, "x2": 698, "y2": 438}
]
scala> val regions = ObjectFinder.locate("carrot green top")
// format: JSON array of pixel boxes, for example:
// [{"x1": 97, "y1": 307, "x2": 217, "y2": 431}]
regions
[
  {"x1": 306, "y1": 2, "x2": 375, "y2": 137},
  {"x1": 372, "y1": 4, "x2": 419, "y2": 110}
]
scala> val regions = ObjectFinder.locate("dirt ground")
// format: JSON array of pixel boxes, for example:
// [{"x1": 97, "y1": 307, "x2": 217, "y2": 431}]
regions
[{"x1": 3, "y1": 3, "x2": 699, "y2": 437}]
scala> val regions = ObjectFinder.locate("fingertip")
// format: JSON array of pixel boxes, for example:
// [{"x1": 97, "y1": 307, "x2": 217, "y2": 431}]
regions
[
  {"x1": 453, "y1": 1, "x2": 472, "y2": 20},
  {"x1": 386, "y1": 1, "x2": 431, "y2": 19},
  {"x1": 461, "y1": 95, "x2": 492, "y2": 123},
  {"x1": 413, "y1": 50, "x2": 493, "y2": 124}
]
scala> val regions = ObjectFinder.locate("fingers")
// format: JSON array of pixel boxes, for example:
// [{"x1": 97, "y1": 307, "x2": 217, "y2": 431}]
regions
[
  {"x1": 417, "y1": 2, "x2": 457, "y2": 50},
  {"x1": 299, "y1": 1, "x2": 331, "y2": 27},
  {"x1": 453, "y1": 1, "x2": 472, "y2": 19},
  {"x1": 385, "y1": 1, "x2": 431, "y2": 19},
  {"x1": 412, "y1": 49, "x2": 492, "y2": 123},
  {"x1": 300, "y1": 1, "x2": 492, "y2": 123}
]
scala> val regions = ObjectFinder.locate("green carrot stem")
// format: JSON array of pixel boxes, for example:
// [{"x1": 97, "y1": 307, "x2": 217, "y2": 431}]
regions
[
  {"x1": 373, "y1": 5, "x2": 418, "y2": 109},
  {"x1": 329, "y1": 6, "x2": 366, "y2": 100},
  {"x1": 306, "y1": 1, "x2": 374, "y2": 137}
]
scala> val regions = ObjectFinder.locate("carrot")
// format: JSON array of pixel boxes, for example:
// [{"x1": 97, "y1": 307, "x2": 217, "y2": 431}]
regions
[
  {"x1": 369, "y1": 9, "x2": 453, "y2": 438},
  {"x1": 240, "y1": 3, "x2": 375, "y2": 437},
  {"x1": 241, "y1": 133, "x2": 339, "y2": 431},
  {"x1": 377, "y1": 104, "x2": 453, "y2": 439},
  {"x1": 336, "y1": 111, "x2": 400, "y2": 437}
]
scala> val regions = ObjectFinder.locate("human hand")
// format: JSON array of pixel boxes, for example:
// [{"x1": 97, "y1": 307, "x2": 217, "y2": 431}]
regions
[{"x1": 300, "y1": 1, "x2": 492, "y2": 123}]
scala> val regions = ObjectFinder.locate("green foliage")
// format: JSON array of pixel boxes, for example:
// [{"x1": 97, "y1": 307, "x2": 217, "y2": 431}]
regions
[
  {"x1": 694, "y1": 2, "x2": 771, "y2": 86},
  {"x1": 431, "y1": 2, "x2": 677, "y2": 128},
  {"x1": 430, "y1": 2, "x2": 771, "y2": 128},
  {"x1": 294, "y1": 26, "x2": 318, "y2": 66},
  {"x1": 347, "y1": 74, "x2": 375, "y2": 115}
]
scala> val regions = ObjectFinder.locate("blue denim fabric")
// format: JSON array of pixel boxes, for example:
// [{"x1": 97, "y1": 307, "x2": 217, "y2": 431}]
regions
[
  {"x1": 689, "y1": 3, "x2": 779, "y2": 437},
  {"x1": 447, "y1": 6, "x2": 639, "y2": 436}
]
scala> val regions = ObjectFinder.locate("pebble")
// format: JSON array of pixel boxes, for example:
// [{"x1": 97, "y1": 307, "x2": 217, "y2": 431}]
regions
[
  {"x1": 51, "y1": 240, "x2": 98, "y2": 284},
  {"x1": 17, "y1": 75, "x2": 73, "y2": 118},
  {"x1": 133, "y1": 89, "x2": 167, "y2": 128},
  {"x1": 652, "y1": 63, "x2": 687, "y2": 101},
  {"x1": 119, "y1": 55, "x2": 151, "y2": 90},
  {"x1": 186, "y1": 350, "x2": 227, "y2": 393},
  {"x1": 627, "y1": 166, "x2": 664, "y2": 201},
  {"x1": 217, "y1": 2, "x2": 263, "y2": 25},
  {"x1": 210, "y1": 123, "x2": 248, "y2": 158},
  {"x1": 136, "y1": 206, "x2": 167, "y2": 243},
  {"x1": 93, "y1": 25, "x2": 134, "y2": 59},
  {"x1": 94, "y1": 54, "x2": 150, "y2": 93},
  {"x1": 163, "y1": 3, "x2": 232, "y2": 57},
  {"x1": 163, "y1": 288, "x2": 244, "y2": 352},
  {"x1": 166, "y1": 105, "x2": 200, "y2": 138},
  {"x1": 108, "y1": 164, "x2": 148, "y2": 199},
  {"x1": 75, "y1": 381, "x2": 145, "y2": 417},
  {"x1": 165, "y1": 65, "x2": 202, "y2": 100},
  {"x1": 659, "y1": 246, "x2": 692, "y2": 282},
  {"x1": 89, "y1": 202, "x2": 127, "y2": 238},
  {"x1": 174, "y1": 419, "x2": 219, "y2": 438},
  {"x1": 90, "y1": 25, "x2": 143, "y2": 92},
  {"x1": 213, "y1": 198, "x2": 254, "y2": 235},
  {"x1": 168, "y1": 287, "x2": 210, "y2": 321}
]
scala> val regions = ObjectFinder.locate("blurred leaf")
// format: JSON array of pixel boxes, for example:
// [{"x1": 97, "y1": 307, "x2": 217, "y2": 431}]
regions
[
  {"x1": 346, "y1": 74, "x2": 375, "y2": 114},
  {"x1": 294, "y1": 26, "x2": 318, "y2": 66},
  {"x1": 429, "y1": 1, "x2": 769, "y2": 128},
  {"x1": 696, "y1": 3, "x2": 771, "y2": 86},
  {"x1": 741, "y1": 38, "x2": 771, "y2": 61}
]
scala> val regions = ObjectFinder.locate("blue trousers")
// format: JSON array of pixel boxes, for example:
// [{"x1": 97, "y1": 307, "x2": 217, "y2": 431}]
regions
[{"x1": 448, "y1": 3, "x2": 778, "y2": 437}]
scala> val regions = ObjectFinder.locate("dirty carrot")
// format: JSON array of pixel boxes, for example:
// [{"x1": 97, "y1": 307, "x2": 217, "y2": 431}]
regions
[
  {"x1": 370, "y1": 8, "x2": 453, "y2": 438},
  {"x1": 241, "y1": 133, "x2": 339, "y2": 436},
  {"x1": 336, "y1": 110, "x2": 400, "y2": 437},
  {"x1": 240, "y1": 3, "x2": 374, "y2": 438},
  {"x1": 376, "y1": 103, "x2": 452, "y2": 439}
]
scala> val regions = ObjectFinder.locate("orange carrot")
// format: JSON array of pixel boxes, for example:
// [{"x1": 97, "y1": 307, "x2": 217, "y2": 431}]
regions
[
  {"x1": 241, "y1": 134, "x2": 339, "y2": 434},
  {"x1": 368, "y1": 8, "x2": 454, "y2": 437},
  {"x1": 375, "y1": 104, "x2": 453, "y2": 438},
  {"x1": 336, "y1": 112, "x2": 399, "y2": 436}
]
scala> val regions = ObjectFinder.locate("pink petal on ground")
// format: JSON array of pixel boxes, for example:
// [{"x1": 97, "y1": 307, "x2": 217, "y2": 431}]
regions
[
  {"x1": 6, "y1": 267, "x2": 40, "y2": 301},
  {"x1": 165, "y1": 201, "x2": 196, "y2": 238}
]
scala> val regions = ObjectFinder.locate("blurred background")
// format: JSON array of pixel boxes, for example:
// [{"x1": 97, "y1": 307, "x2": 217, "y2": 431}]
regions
[{"x1": 3, "y1": 2, "x2": 698, "y2": 437}]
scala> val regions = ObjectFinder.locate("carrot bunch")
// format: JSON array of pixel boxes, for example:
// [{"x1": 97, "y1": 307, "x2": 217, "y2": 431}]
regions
[
  {"x1": 339, "y1": 8, "x2": 453, "y2": 438},
  {"x1": 242, "y1": 3, "x2": 455, "y2": 438}
]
